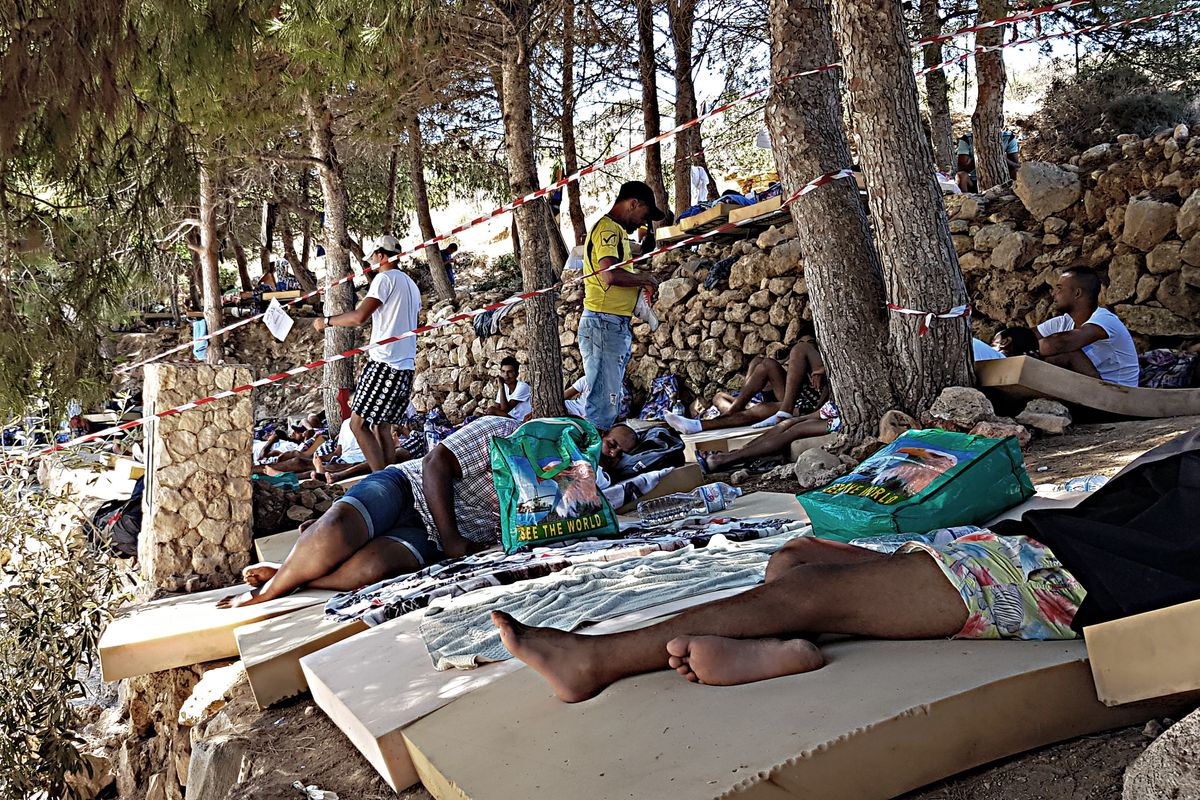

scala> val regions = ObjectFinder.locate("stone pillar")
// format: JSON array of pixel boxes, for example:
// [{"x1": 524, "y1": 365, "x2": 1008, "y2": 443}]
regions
[{"x1": 141, "y1": 363, "x2": 254, "y2": 592}]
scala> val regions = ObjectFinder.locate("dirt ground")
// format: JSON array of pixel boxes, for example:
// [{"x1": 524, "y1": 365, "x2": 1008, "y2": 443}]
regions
[{"x1": 223, "y1": 415, "x2": 1200, "y2": 800}]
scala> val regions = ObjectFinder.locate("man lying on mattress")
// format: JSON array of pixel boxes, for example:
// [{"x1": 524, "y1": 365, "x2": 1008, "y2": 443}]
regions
[{"x1": 219, "y1": 417, "x2": 638, "y2": 608}]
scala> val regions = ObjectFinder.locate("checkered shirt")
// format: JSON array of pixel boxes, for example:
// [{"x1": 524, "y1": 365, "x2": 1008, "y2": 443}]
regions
[{"x1": 396, "y1": 416, "x2": 520, "y2": 546}]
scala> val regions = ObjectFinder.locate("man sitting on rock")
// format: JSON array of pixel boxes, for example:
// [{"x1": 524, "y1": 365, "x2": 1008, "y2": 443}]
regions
[
  {"x1": 664, "y1": 336, "x2": 829, "y2": 436},
  {"x1": 483, "y1": 356, "x2": 533, "y2": 421},
  {"x1": 494, "y1": 524, "x2": 1082, "y2": 702},
  {"x1": 218, "y1": 417, "x2": 638, "y2": 608},
  {"x1": 1037, "y1": 267, "x2": 1139, "y2": 386}
]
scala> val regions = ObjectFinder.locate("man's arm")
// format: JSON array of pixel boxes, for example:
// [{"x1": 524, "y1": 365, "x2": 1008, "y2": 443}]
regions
[
  {"x1": 422, "y1": 444, "x2": 474, "y2": 558},
  {"x1": 1038, "y1": 323, "x2": 1107, "y2": 357},
  {"x1": 312, "y1": 296, "x2": 381, "y2": 331},
  {"x1": 495, "y1": 382, "x2": 515, "y2": 414},
  {"x1": 598, "y1": 256, "x2": 659, "y2": 289}
]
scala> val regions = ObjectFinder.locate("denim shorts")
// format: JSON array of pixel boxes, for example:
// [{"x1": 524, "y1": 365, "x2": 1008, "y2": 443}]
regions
[{"x1": 333, "y1": 468, "x2": 444, "y2": 568}]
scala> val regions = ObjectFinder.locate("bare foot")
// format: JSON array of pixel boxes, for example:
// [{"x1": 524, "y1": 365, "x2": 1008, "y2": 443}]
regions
[
  {"x1": 492, "y1": 611, "x2": 607, "y2": 703},
  {"x1": 666, "y1": 636, "x2": 824, "y2": 686},
  {"x1": 216, "y1": 588, "x2": 266, "y2": 609},
  {"x1": 241, "y1": 562, "x2": 280, "y2": 588}
]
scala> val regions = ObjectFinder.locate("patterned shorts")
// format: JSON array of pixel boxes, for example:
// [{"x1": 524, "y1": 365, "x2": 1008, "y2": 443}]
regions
[
  {"x1": 315, "y1": 440, "x2": 337, "y2": 458},
  {"x1": 351, "y1": 362, "x2": 415, "y2": 425},
  {"x1": 899, "y1": 532, "x2": 1085, "y2": 640}
]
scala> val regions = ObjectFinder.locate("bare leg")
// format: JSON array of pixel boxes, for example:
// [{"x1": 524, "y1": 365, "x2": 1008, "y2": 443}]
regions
[
  {"x1": 726, "y1": 357, "x2": 784, "y2": 415},
  {"x1": 494, "y1": 552, "x2": 967, "y2": 702},
  {"x1": 711, "y1": 392, "x2": 736, "y2": 415},
  {"x1": 763, "y1": 536, "x2": 886, "y2": 582},
  {"x1": 323, "y1": 462, "x2": 371, "y2": 484},
  {"x1": 217, "y1": 505, "x2": 368, "y2": 608},
  {"x1": 351, "y1": 413, "x2": 388, "y2": 473},
  {"x1": 698, "y1": 402, "x2": 781, "y2": 432},
  {"x1": 704, "y1": 415, "x2": 829, "y2": 472},
  {"x1": 307, "y1": 538, "x2": 422, "y2": 590},
  {"x1": 1044, "y1": 350, "x2": 1101, "y2": 379},
  {"x1": 777, "y1": 341, "x2": 826, "y2": 413},
  {"x1": 375, "y1": 422, "x2": 396, "y2": 470}
]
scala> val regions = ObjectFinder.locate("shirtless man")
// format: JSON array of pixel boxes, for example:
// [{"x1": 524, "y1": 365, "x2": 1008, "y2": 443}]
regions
[
  {"x1": 665, "y1": 339, "x2": 828, "y2": 435},
  {"x1": 494, "y1": 529, "x2": 1084, "y2": 702},
  {"x1": 219, "y1": 419, "x2": 637, "y2": 608}
]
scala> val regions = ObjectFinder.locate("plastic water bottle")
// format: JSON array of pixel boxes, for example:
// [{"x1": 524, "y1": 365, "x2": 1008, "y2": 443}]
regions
[
  {"x1": 1054, "y1": 474, "x2": 1109, "y2": 493},
  {"x1": 636, "y1": 483, "x2": 743, "y2": 525}
]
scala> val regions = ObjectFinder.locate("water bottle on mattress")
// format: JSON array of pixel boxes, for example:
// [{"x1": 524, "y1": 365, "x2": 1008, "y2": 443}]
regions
[{"x1": 636, "y1": 482, "x2": 743, "y2": 525}]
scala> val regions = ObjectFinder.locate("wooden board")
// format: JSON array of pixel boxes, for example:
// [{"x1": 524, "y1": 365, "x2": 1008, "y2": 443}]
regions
[
  {"x1": 615, "y1": 464, "x2": 704, "y2": 514},
  {"x1": 678, "y1": 202, "x2": 741, "y2": 234},
  {"x1": 255, "y1": 529, "x2": 300, "y2": 563},
  {"x1": 1085, "y1": 598, "x2": 1200, "y2": 707},
  {"x1": 728, "y1": 195, "x2": 783, "y2": 224},
  {"x1": 263, "y1": 290, "x2": 303, "y2": 300},
  {"x1": 977, "y1": 356, "x2": 1200, "y2": 418},
  {"x1": 235, "y1": 604, "x2": 367, "y2": 708},
  {"x1": 654, "y1": 224, "x2": 688, "y2": 246},
  {"x1": 98, "y1": 586, "x2": 332, "y2": 681},
  {"x1": 403, "y1": 639, "x2": 1190, "y2": 800}
]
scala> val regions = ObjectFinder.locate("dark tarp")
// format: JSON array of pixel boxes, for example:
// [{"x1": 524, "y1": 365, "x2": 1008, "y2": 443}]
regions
[{"x1": 992, "y1": 428, "x2": 1200, "y2": 631}]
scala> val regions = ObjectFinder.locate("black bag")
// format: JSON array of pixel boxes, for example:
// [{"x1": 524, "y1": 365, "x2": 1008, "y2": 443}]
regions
[
  {"x1": 89, "y1": 477, "x2": 144, "y2": 559},
  {"x1": 614, "y1": 425, "x2": 685, "y2": 478}
]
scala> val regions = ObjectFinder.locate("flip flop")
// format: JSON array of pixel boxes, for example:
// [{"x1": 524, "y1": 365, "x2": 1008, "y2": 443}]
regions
[{"x1": 694, "y1": 448, "x2": 714, "y2": 476}]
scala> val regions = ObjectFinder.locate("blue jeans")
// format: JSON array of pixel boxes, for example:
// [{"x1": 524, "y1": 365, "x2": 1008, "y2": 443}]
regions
[
  {"x1": 333, "y1": 469, "x2": 444, "y2": 568},
  {"x1": 578, "y1": 310, "x2": 632, "y2": 430}
]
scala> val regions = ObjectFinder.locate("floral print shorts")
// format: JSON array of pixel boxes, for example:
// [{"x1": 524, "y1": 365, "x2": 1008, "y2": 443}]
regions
[{"x1": 900, "y1": 532, "x2": 1085, "y2": 640}]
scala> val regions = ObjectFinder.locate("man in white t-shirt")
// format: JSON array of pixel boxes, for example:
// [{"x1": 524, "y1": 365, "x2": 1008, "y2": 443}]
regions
[
  {"x1": 1036, "y1": 266, "x2": 1139, "y2": 386},
  {"x1": 314, "y1": 235, "x2": 422, "y2": 471},
  {"x1": 484, "y1": 356, "x2": 532, "y2": 420}
]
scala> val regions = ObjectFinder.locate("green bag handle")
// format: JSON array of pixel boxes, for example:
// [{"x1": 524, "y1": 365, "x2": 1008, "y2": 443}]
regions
[{"x1": 516, "y1": 420, "x2": 588, "y2": 481}]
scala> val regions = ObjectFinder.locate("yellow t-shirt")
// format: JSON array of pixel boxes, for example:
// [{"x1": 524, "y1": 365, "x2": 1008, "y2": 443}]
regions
[{"x1": 583, "y1": 214, "x2": 639, "y2": 316}]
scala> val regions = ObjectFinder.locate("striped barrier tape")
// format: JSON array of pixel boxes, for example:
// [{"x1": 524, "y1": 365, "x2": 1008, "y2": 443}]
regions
[
  {"x1": 38, "y1": 170, "x2": 857, "y2": 458},
  {"x1": 887, "y1": 303, "x2": 972, "y2": 336},
  {"x1": 116, "y1": 0, "x2": 1105, "y2": 375}
]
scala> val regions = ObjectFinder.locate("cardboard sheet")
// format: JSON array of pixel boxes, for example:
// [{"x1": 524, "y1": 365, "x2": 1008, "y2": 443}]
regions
[
  {"x1": 235, "y1": 604, "x2": 367, "y2": 708},
  {"x1": 1085, "y1": 598, "x2": 1200, "y2": 706},
  {"x1": 403, "y1": 639, "x2": 1188, "y2": 800},
  {"x1": 615, "y1": 464, "x2": 705, "y2": 514},
  {"x1": 98, "y1": 586, "x2": 332, "y2": 681},
  {"x1": 680, "y1": 424, "x2": 765, "y2": 462},
  {"x1": 255, "y1": 529, "x2": 300, "y2": 563},
  {"x1": 977, "y1": 355, "x2": 1200, "y2": 418}
]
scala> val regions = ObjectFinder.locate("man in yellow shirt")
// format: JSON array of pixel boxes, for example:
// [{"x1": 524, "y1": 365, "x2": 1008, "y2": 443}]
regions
[{"x1": 580, "y1": 180, "x2": 664, "y2": 429}]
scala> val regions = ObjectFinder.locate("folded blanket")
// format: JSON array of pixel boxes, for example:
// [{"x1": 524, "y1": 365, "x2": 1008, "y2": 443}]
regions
[{"x1": 419, "y1": 532, "x2": 799, "y2": 670}]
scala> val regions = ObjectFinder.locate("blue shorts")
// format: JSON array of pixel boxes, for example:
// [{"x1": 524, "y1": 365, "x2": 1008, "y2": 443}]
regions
[{"x1": 333, "y1": 469, "x2": 444, "y2": 568}]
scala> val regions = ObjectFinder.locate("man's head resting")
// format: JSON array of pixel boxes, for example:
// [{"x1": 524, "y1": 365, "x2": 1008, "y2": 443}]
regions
[
  {"x1": 1051, "y1": 266, "x2": 1102, "y2": 314},
  {"x1": 599, "y1": 424, "x2": 637, "y2": 471}
]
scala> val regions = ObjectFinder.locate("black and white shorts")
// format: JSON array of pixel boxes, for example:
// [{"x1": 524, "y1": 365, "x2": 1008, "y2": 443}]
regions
[{"x1": 351, "y1": 361, "x2": 414, "y2": 425}]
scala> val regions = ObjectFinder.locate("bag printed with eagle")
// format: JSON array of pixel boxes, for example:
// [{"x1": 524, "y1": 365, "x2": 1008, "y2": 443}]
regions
[
  {"x1": 797, "y1": 428, "x2": 1033, "y2": 541},
  {"x1": 490, "y1": 418, "x2": 620, "y2": 554}
]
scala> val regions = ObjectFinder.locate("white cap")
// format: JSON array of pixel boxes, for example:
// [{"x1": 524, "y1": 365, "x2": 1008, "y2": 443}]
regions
[{"x1": 364, "y1": 234, "x2": 402, "y2": 262}]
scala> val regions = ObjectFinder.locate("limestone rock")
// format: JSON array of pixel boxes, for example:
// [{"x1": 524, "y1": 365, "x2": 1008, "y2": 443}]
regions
[
  {"x1": 955, "y1": 194, "x2": 984, "y2": 221},
  {"x1": 1079, "y1": 143, "x2": 1117, "y2": 167},
  {"x1": 928, "y1": 387, "x2": 996, "y2": 428},
  {"x1": 1122, "y1": 198, "x2": 1177, "y2": 251},
  {"x1": 1016, "y1": 399, "x2": 1072, "y2": 435},
  {"x1": 991, "y1": 231, "x2": 1036, "y2": 271},
  {"x1": 656, "y1": 277, "x2": 696, "y2": 309},
  {"x1": 755, "y1": 225, "x2": 788, "y2": 249},
  {"x1": 1183, "y1": 236, "x2": 1200, "y2": 268},
  {"x1": 178, "y1": 662, "x2": 247, "y2": 727},
  {"x1": 968, "y1": 420, "x2": 1032, "y2": 449},
  {"x1": 1115, "y1": 303, "x2": 1200, "y2": 337},
  {"x1": 974, "y1": 223, "x2": 1014, "y2": 250},
  {"x1": 1155, "y1": 271, "x2": 1200, "y2": 319},
  {"x1": 285, "y1": 505, "x2": 314, "y2": 523},
  {"x1": 1014, "y1": 162, "x2": 1082, "y2": 220},
  {"x1": 66, "y1": 752, "x2": 115, "y2": 800},
  {"x1": 1104, "y1": 253, "x2": 1142, "y2": 304},
  {"x1": 878, "y1": 410, "x2": 917, "y2": 444},
  {"x1": 186, "y1": 734, "x2": 250, "y2": 800},
  {"x1": 793, "y1": 448, "x2": 845, "y2": 490},
  {"x1": 1135, "y1": 274, "x2": 1161, "y2": 303},
  {"x1": 1124, "y1": 709, "x2": 1200, "y2": 800},
  {"x1": 1146, "y1": 241, "x2": 1183, "y2": 274},
  {"x1": 1178, "y1": 191, "x2": 1200, "y2": 240}
]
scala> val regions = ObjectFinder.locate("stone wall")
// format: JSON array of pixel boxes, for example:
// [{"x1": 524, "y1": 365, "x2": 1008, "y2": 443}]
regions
[
  {"x1": 142, "y1": 363, "x2": 254, "y2": 592},
  {"x1": 125, "y1": 130, "x2": 1199, "y2": 422}
]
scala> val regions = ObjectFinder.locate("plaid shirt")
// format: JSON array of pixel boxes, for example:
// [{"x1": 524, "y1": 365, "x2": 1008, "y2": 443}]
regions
[{"x1": 396, "y1": 416, "x2": 520, "y2": 546}]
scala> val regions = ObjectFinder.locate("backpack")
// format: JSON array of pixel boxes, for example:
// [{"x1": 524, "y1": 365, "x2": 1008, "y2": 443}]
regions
[
  {"x1": 89, "y1": 477, "x2": 144, "y2": 559},
  {"x1": 614, "y1": 425, "x2": 685, "y2": 478}
]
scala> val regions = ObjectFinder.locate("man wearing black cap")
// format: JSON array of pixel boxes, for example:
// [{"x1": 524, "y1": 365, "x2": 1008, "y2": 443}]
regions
[{"x1": 578, "y1": 180, "x2": 664, "y2": 429}]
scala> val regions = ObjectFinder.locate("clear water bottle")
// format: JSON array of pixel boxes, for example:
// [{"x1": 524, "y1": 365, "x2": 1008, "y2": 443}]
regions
[
  {"x1": 636, "y1": 483, "x2": 743, "y2": 525},
  {"x1": 1054, "y1": 474, "x2": 1109, "y2": 493}
]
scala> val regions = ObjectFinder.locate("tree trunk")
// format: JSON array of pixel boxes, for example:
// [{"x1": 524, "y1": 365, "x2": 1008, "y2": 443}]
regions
[
  {"x1": 765, "y1": 0, "x2": 897, "y2": 439},
  {"x1": 666, "y1": 0, "x2": 699, "y2": 216},
  {"x1": 637, "y1": 0, "x2": 668, "y2": 214},
  {"x1": 299, "y1": 168, "x2": 314, "y2": 276},
  {"x1": 828, "y1": 0, "x2": 973, "y2": 412},
  {"x1": 225, "y1": 201, "x2": 253, "y2": 292},
  {"x1": 407, "y1": 115, "x2": 455, "y2": 302},
  {"x1": 971, "y1": 0, "x2": 1009, "y2": 190},
  {"x1": 561, "y1": 0, "x2": 587, "y2": 246},
  {"x1": 198, "y1": 164, "x2": 224, "y2": 364},
  {"x1": 278, "y1": 209, "x2": 311, "y2": 291},
  {"x1": 259, "y1": 200, "x2": 277, "y2": 278},
  {"x1": 384, "y1": 145, "x2": 399, "y2": 234},
  {"x1": 186, "y1": 228, "x2": 202, "y2": 310},
  {"x1": 305, "y1": 92, "x2": 357, "y2": 430},
  {"x1": 920, "y1": 0, "x2": 955, "y2": 173},
  {"x1": 497, "y1": 28, "x2": 566, "y2": 418}
]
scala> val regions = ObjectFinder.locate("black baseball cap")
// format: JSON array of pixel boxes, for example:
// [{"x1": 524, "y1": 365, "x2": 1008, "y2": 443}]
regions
[{"x1": 615, "y1": 180, "x2": 666, "y2": 222}]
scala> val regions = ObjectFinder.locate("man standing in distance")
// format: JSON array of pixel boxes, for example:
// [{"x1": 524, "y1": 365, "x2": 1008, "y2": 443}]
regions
[
  {"x1": 314, "y1": 235, "x2": 422, "y2": 471},
  {"x1": 579, "y1": 181, "x2": 664, "y2": 429}
]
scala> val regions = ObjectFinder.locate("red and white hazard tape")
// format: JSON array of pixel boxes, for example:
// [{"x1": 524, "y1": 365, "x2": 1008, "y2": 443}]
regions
[
  {"x1": 116, "y1": 0, "x2": 1106, "y2": 375},
  {"x1": 39, "y1": 170, "x2": 858, "y2": 458},
  {"x1": 917, "y1": 5, "x2": 1200, "y2": 77},
  {"x1": 887, "y1": 303, "x2": 972, "y2": 336}
]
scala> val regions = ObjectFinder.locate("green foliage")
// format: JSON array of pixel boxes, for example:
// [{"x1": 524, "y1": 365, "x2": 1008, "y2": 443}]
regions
[
  {"x1": 0, "y1": 475, "x2": 131, "y2": 799},
  {"x1": 475, "y1": 251, "x2": 521, "y2": 292},
  {"x1": 1023, "y1": 62, "x2": 1195, "y2": 162}
]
